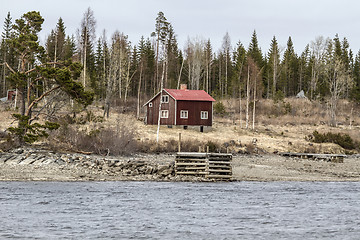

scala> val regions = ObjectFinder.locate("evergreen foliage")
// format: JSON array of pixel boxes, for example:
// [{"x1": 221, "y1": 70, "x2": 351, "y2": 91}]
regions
[{"x1": 2, "y1": 11, "x2": 93, "y2": 144}]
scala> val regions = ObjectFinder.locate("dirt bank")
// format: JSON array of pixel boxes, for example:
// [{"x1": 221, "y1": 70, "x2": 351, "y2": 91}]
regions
[{"x1": 1, "y1": 147, "x2": 359, "y2": 182}]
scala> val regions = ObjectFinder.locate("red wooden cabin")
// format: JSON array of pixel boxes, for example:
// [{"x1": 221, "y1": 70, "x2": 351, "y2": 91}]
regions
[{"x1": 144, "y1": 85, "x2": 215, "y2": 129}]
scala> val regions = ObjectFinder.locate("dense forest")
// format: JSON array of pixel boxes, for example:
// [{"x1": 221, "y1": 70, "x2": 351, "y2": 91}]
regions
[{"x1": 1, "y1": 9, "x2": 360, "y2": 120}]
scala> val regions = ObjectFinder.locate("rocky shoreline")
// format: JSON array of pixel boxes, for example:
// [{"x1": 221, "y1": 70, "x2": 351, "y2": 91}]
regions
[
  {"x1": 1, "y1": 147, "x2": 360, "y2": 182},
  {"x1": 0, "y1": 147, "x2": 208, "y2": 182}
]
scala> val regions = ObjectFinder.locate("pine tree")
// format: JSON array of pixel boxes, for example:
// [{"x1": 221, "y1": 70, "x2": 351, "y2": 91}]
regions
[
  {"x1": 153, "y1": 11, "x2": 169, "y2": 92},
  {"x1": 5, "y1": 11, "x2": 93, "y2": 143}
]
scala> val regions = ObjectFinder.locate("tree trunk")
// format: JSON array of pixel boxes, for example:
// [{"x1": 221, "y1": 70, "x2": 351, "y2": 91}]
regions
[
  {"x1": 103, "y1": 57, "x2": 115, "y2": 118},
  {"x1": 177, "y1": 58, "x2": 184, "y2": 89},
  {"x1": 136, "y1": 64, "x2": 143, "y2": 119},
  {"x1": 83, "y1": 30, "x2": 87, "y2": 88},
  {"x1": 156, "y1": 61, "x2": 166, "y2": 143},
  {"x1": 272, "y1": 54, "x2": 277, "y2": 98},
  {"x1": 239, "y1": 86, "x2": 242, "y2": 128},
  {"x1": 225, "y1": 53, "x2": 228, "y2": 97},
  {"x1": 124, "y1": 59, "x2": 130, "y2": 102},
  {"x1": 246, "y1": 66, "x2": 250, "y2": 129},
  {"x1": 252, "y1": 76, "x2": 257, "y2": 130}
]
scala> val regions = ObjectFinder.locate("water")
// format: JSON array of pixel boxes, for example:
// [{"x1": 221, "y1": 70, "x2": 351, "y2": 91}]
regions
[{"x1": 0, "y1": 181, "x2": 359, "y2": 240}]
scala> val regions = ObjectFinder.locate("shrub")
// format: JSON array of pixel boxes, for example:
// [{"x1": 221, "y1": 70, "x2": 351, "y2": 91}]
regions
[
  {"x1": 8, "y1": 114, "x2": 60, "y2": 144},
  {"x1": 0, "y1": 131, "x2": 20, "y2": 152},
  {"x1": 48, "y1": 123, "x2": 137, "y2": 155},
  {"x1": 214, "y1": 101, "x2": 226, "y2": 115},
  {"x1": 273, "y1": 90, "x2": 285, "y2": 103},
  {"x1": 245, "y1": 142, "x2": 256, "y2": 154},
  {"x1": 311, "y1": 130, "x2": 358, "y2": 150},
  {"x1": 205, "y1": 141, "x2": 220, "y2": 152}
]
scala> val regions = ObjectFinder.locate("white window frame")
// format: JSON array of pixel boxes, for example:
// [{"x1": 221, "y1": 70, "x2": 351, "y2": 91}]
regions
[
  {"x1": 149, "y1": 102, "x2": 153, "y2": 107},
  {"x1": 201, "y1": 111, "x2": 208, "y2": 119},
  {"x1": 161, "y1": 110, "x2": 169, "y2": 118},
  {"x1": 161, "y1": 95, "x2": 169, "y2": 103},
  {"x1": 180, "y1": 110, "x2": 188, "y2": 119}
]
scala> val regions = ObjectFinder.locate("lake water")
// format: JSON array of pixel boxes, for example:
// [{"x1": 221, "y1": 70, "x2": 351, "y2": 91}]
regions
[{"x1": 0, "y1": 181, "x2": 359, "y2": 239}]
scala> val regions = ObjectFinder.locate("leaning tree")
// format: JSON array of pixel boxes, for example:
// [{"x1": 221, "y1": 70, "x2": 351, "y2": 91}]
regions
[{"x1": 2, "y1": 11, "x2": 93, "y2": 144}]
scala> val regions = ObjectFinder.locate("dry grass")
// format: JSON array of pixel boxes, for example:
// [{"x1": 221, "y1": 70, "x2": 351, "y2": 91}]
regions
[{"x1": 1, "y1": 97, "x2": 359, "y2": 154}]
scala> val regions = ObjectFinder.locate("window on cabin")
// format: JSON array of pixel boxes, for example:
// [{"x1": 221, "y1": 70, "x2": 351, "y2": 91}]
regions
[
  {"x1": 161, "y1": 110, "x2": 169, "y2": 118},
  {"x1": 201, "y1": 111, "x2": 208, "y2": 119},
  {"x1": 180, "y1": 110, "x2": 188, "y2": 119},
  {"x1": 161, "y1": 95, "x2": 169, "y2": 103}
]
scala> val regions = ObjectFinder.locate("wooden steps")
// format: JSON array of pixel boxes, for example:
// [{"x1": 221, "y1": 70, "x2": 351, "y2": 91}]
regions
[{"x1": 175, "y1": 152, "x2": 232, "y2": 180}]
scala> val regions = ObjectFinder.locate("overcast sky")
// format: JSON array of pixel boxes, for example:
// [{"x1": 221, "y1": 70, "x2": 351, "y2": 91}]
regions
[{"x1": 1, "y1": 0, "x2": 360, "y2": 55}]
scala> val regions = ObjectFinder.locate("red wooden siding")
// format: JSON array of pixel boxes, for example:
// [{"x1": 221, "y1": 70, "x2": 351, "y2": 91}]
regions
[
  {"x1": 146, "y1": 90, "x2": 176, "y2": 125},
  {"x1": 145, "y1": 89, "x2": 214, "y2": 127},
  {"x1": 176, "y1": 101, "x2": 213, "y2": 126}
]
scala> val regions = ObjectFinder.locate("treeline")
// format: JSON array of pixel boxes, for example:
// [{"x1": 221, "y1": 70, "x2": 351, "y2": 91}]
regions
[{"x1": 1, "y1": 9, "x2": 360, "y2": 114}]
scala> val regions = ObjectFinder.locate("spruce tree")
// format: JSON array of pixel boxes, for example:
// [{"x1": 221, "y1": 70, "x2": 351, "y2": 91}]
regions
[
  {"x1": 233, "y1": 41, "x2": 247, "y2": 98},
  {"x1": 267, "y1": 36, "x2": 280, "y2": 98},
  {"x1": 350, "y1": 51, "x2": 360, "y2": 102},
  {"x1": 0, "y1": 12, "x2": 13, "y2": 96},
  {"x1": 46, "y1": 17, "x2": 66, "y2": 62},
  {"x1": 247, "y1": 30, "x2": 263, "y2": 68},
  {"x1": 281, "y1": 36, "x2": 299, "y2": 96}
]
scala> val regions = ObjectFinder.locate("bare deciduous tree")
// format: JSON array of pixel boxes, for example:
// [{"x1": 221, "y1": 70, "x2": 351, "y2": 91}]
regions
[
  {"x1": 310, "y1": 36, "x2": 328, "y2": 99},
  {"x1": 184, "y1": 37, "x2": 205, "y2": 90},
  {"x1": 326, "y1": 58, "x2": 352, "y2": 126},
  {"x1": 77, "y1": 7, "x2": 96, "y2": 88}
]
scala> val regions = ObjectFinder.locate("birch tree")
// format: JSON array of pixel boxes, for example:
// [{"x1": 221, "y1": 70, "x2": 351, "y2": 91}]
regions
[
  {"x1": 221, "y1": 32, "x2": 231, "y2": 96},
  {"x1": 310, "y1": 36, "x2": 328, "y2": 99},
  {"x1": 233, "y1": 41, "x2": 246, "y2": 127},
  {"x1": 204, "y1": 39, "x2": 213, "y2": 92},
  {"x1": 77, "y1": 7, "x2": 96, "y2": 88},
  {"x1": 184, "y1": 37, "x2": 205, "y2": 90},
  {"x1": 325, "y1": 39, "x2": 353, "y2": 126}
]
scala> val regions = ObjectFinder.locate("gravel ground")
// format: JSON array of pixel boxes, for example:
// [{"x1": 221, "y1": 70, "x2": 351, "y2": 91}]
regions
[{"x1": 1, "y1": 148, "x2": 360, "y2": 182}]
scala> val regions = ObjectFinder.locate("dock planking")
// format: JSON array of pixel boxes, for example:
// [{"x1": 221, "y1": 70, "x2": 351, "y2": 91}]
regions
[
  {"x1": 279, "y1": 152, "x2": 346, "y2": 163},
  {"x1": 175, "y1": 152, "x2": 232, "y2": 180}
]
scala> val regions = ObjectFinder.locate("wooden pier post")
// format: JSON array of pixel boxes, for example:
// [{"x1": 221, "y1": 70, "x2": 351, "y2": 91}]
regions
[{"x1": 178, "y1": 132, "x2": 181, "y2": 152}]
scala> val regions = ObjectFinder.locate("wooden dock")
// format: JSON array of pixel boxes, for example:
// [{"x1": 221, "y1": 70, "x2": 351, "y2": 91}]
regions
[
  {"x1": 175, "y1": 152, "x2": 232, "y2": 180},
  {"x1": 279, "y1": 152, "x2": 346, "y2": 163}
]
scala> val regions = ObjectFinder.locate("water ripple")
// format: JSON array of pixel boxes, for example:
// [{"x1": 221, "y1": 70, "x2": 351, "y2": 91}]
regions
[{"x1": 0, "y1": 181, "x2": 359, "y2": 239}]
